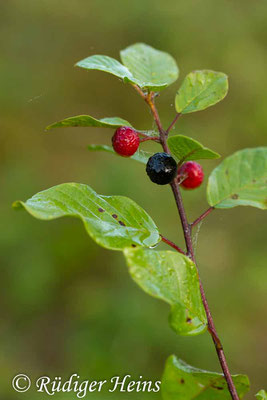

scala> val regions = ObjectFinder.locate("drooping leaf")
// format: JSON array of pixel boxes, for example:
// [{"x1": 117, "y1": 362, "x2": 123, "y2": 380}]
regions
[
  {"x1": 168, "y1": 135, "x2": 220, "y2": 162},
  {"x1": 175, "y1": 70, "x2": 228, "y2": 114},
  {"x1": 207, "y1": 147, "x2": 267, "y2": 209},
  {"x1": 162, "y1": 355, "x2": 250, "y2": 400},
  {"x1": 46, "y1": 115, "x2": 132, "y2": 130},
  {"x1": 256, "y1": 390, "x2": 267, "y2": 399},
  {"x1": 75, "y1": 55, "x2": 138, "y2": 84},
  {"x1": 88, "y1": 144, "x2": 152, "y2": 164},
  {"x1": 13, "y1": 183, "x2": 160, "y2": 250},
  {"x1": 124, "y1": 247, "x2": 207, "y2": 336},
  {"x1": 120, "y1": 43, "x2": 179, "y2": 91}
]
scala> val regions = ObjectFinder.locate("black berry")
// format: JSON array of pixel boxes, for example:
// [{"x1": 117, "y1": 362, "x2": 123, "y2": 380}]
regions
[{"x1": 146, "y1": 152, "x2": 177, "y2": 185}]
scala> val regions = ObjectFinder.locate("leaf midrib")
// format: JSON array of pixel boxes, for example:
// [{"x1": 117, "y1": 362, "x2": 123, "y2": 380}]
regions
[{"x1": 29, "y1": 187, "x2": 157, "y2": 237}]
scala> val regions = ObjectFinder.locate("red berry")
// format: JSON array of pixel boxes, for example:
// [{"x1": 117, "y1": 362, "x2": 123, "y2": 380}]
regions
[
  {"x1": 112, "y1": 126, "x2": 140, "y2": 157},
  {"x1": 178, "y1": 161, "x2": 204, "y2": 189}
]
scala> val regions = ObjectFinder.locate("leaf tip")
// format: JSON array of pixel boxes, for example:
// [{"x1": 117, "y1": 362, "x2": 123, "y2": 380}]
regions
[
  {"x1": 12, "y1": 200, "x2": 23, "y2": 210},
  {"x1": 44, "y1": 125, "x2": 52, "y2": 132}
]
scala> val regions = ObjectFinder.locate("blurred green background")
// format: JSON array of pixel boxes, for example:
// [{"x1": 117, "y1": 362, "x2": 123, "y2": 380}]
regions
[{"x1": 1, "y1": 1, "x2": 266, "y2": 399}]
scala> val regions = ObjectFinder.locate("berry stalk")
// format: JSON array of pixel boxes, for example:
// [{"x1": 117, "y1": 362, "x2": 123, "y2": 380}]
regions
[
  {"x1": 136, "y1": 86, "x2": 240, "y2": 400},
  {"x1": 160, "y1": 235, "x2": 185, "y2": 255},
  {"x1": 166, "y1": 112, "x2": 181, "y2": 133},
  {"x1": 191, "y1": 206, "x2": 214, "y2": 229}
]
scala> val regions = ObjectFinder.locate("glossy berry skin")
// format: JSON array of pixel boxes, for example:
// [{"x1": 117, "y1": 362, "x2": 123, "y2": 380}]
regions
[
  {"x1": 112, "y1": 126, "x2": 140, "y2": 157},
  {"x1": 178, "y1": 161, "x2": 204, "y2": 189},
  {"x1": 146, "y1": 152, "x2": 177, "y2": 185}
]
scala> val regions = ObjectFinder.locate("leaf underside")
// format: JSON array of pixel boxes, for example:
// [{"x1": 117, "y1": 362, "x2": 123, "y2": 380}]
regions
[
  {"x1": 124, "y1": 247, "x2": 207, "y2": 336},
  {"x1": 46, "y1": 115, "x2": 132, "y2": 130},
  {"x1": 175, "y1": 70, "x2": 228, "y2": 114},
  {"x1": 168, "y1": 135, "x2": 220, "y2": 161},
  {"x1": 161, "y1": 355, "x2": 250, "y2": 400},
  {"x1": 76, "y1": 54, "x2": 137, "y2": 84},
  {"x1": 207, "y1": 147, "x2": 267, "y2": 209},
  {"x1": 87, "y1": 144, "x2": 152, "y2": 164},
  {"x1": 13, "y1": 183, "x2": 160, "y2": 251}
]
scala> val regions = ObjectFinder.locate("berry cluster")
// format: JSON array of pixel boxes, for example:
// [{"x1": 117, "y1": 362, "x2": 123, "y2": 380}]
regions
[{"x1": 112, "y1": 127, "x2": 204, "y2": 189}]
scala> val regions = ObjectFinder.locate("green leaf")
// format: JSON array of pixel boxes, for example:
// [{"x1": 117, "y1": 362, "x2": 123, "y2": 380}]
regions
[
  {"x1": 120, "y1": 43, "x2": 179, "y2": 91},
  {"x1": 124, "y1": 248, "x2": 207, "y2": 336},
  {"x1": 256, "y1": 390, "x2": 267, "y2": 399},
  {"x1": 75, "y1": 44, "x2": 178, "y2": 91},
  {"x1": 46, "y1": 115, "x2": 132, "y2": 130},
  {"x1": 13, "y1": 183, "x2": 160, "y2": 251},
  {"x1": 168, "y1": 135, "x2": 220, "y2": 162},
  {"x1": 175, "y1": 70, "x2": 228, "y2": 114},
  {"x1": 207, "y1": 147, "x2": 267, "y2": 209},
  {"x1": 76, "y1": 55, "x2": 138, "y2": 84},
  {"x1": 87, "y1": 144, "x2": 152, "y2": 164},
  {"x1": 162, "y1": 355, "x2": 250, "y2": 400}
]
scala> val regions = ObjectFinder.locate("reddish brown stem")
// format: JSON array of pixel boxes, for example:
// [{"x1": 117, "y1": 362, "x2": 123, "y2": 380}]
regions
[
  {"x1": 145, "y1": 93, "x2": 167, "y2": 138},
  {"x1": 132, "y1": 84, "x2": 147, "y2": 100},
  {"x1": 166, "y1": 112, "x2": 181, "y2": 133},
  {"x1": 160, "y1": 235, "x2": 185, "y2": 255},
  {"x1": 191, "y1": 207, "x2": 214, "y2": 228},
  {"x1": 143, "y1": 91, "x2": 240, "y2": 400},
  {"x1": 139, "y1": 136, "x2": 160, "y2": 143}
]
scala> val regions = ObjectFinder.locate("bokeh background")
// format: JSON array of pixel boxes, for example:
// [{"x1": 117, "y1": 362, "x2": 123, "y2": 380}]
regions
[{"x1": 1, "y1": 1, "x2": 266, "y2": 399}]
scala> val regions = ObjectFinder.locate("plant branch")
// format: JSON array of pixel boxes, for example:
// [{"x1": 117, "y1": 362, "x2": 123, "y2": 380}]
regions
[
  {"x1": 145, "y1": 93, "x2": 166, "y2": 134},
  {"x1": 132, "y1": 84, "x2": 147, "y2": 100},
  {"x1": 170, "y1": 182, "x2": 193, "y2": 256},
  {"x1": 160, "y1": 235, "x2": 185, "y2": 255},
  {"x1": 139, "y1": 136, "x2": 160, "y2": 143},
  {"x1": 166, "y1": 112, "x2": 181, "y2": 133},
  {"x1": 191, "y1": 206, "x2": 214, "y2": 228},
  {"x1": 143, "y1": 92, "x2": 240, "y2": 400}
]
